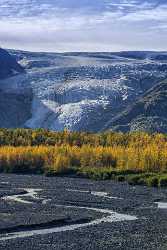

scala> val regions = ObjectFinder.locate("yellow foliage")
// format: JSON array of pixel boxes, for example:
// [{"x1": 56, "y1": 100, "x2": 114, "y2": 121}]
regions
[{"x1": 1, "y1": 131, "x2": 167, "y2": 174}]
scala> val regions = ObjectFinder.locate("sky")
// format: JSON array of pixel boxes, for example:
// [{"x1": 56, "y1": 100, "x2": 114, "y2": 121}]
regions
[{"x1": 0, "y1": 0, "x2": 167, "y2": 52}]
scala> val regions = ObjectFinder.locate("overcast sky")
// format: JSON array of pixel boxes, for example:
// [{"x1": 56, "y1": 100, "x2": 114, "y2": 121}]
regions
[{"x1": 0, "y1": 0, "x2": 167, "y2": 52}]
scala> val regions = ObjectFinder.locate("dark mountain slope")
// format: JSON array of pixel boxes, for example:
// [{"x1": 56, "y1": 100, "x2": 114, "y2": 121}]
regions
[
  {"x1": 105, "y1": 79, "x2": 167, "y2": 133},
  {"x1": 0, "y1": 90, "x2": 32, "y2": 128},
  {"x1": 0, "y1": 49, "x2": 32, "y2": 128},
  {"x1": 0, "y1": 48, "x2": 24, "y2": 79}
]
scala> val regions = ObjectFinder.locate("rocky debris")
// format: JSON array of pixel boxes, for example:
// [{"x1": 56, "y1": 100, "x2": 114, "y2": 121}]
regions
[{"x1": 0, "y1": 174, "x2": 167, "y2": 249}]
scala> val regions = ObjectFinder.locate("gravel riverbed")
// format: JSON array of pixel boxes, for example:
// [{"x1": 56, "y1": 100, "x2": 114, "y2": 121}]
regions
[{"x1": 0, "y1": 174, "x2": 167, "y2": 249}]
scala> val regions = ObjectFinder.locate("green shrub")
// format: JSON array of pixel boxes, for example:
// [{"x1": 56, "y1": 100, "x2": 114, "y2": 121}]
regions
[
  {"x1": 127, "y1": 175, "x2": 143, "y2": 185},
  {"x1": 45, "y1": 169, "x2": 56, "y2": 177},
  {"x1": 91, "y1": 172, "x2": 102, "y2": 180},
  {"x1": 146, "y1": 176, "x2": 159, "y2": 187},
  {"x1": 116, "y1": 175, "x2": 125, "y2": 182},
  {"x1": 116, "y1": 169, "x2": 141, "y2": 176},
  {"x1": 102, "y1": 172, "x2": 110, "y2": 180},
  {"x1": 137, "y1": 178, "x2": 146, "y2": 185},
  {"x1": 159, "y1": 176, "x2": 167, "y2": 187}
]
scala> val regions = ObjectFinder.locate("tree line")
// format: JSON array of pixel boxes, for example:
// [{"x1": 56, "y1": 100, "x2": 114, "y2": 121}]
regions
[
  {"x1": 0, "y1": 129, "x2": 167, "y2": 175},
  {"x1": 0, "y1": 128, "x2": 167, "y2": 147}
]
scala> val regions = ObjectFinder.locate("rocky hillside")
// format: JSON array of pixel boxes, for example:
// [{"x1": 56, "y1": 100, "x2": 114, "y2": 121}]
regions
[
  {"x1": 0, "y1": 48, "x2": 24, "y2": 79},
  {"x1": 105, "y1": 79, "x2": 167, "y2": 133},
  {"x1": 0, "y1": 49, "x2": 32, "y2": 128},
  {"x1": 1, "y1": 49, "x2": 167, "y2": 132}
]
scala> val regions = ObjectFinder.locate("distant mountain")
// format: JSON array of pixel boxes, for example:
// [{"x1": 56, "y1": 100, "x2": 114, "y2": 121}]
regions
[
  {"x1": 0, "y1": 48, "x2": 24, "y2": 79},
  {"x1": 1, "y1": 49, "x2": 167, "y2": 132}
]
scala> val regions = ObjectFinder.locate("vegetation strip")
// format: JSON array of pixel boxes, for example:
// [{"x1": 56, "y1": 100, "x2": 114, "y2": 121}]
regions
[{"x1": 1, "y1": 129, "x2": 167, "y2": 187}]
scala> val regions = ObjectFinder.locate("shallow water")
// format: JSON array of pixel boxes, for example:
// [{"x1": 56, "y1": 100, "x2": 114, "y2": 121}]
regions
[
  {"x1": 155, "y1": 202, "x2": 167, "y2": 209},
  {"x1": 2, "y1": 188, "x2": 42, "y2": 204},
  {"x1": 66, "y1": 189, "x2": 123, "y2": 199},
  {"x1": 0, "y1": 204, "x2": 137, "y2": 241}
]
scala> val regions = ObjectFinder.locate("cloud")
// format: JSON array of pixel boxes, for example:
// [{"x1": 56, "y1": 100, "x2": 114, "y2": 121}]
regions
[
  {"x1": 0, "y1": 0, "x2": 167, "y2": 51},
  {"x1": 121, "y1": 4, "x2": 167, "y2": 22}
]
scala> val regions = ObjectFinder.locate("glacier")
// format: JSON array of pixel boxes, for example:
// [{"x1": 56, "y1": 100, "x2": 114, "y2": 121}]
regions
[{"x1": 0, "y1": 49, "x2": 167, "y2": 131}]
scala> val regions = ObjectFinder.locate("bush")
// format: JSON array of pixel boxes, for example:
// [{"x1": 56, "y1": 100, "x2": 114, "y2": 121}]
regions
[
  {"x1": 45, "y1": 169, "x2": 56, "y2": 177},
  {"x1": 102, "y1": 172, "x2": 110, "y2": 180},
  {"x1": 136, "y1": 177, "x2": 146, "y2": 185},
  {"x1": 159, "y1": 176, "x2": 167, "y2": 187},
  {"x1": 91, "y1": 172, "x2": 102, "y2": 180},
  {"x1": 116, "y1": 175, "x2": 125, "y2": 182},
  {"x1": 146, "y1": 176, "x2": 159, "y2": 187},
  {"x1": 116, "y1": 169, "x2": 141, "y2": 176},
  {"x1": 127, "y1": 175, "x2": 144, "y2": 185}
]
